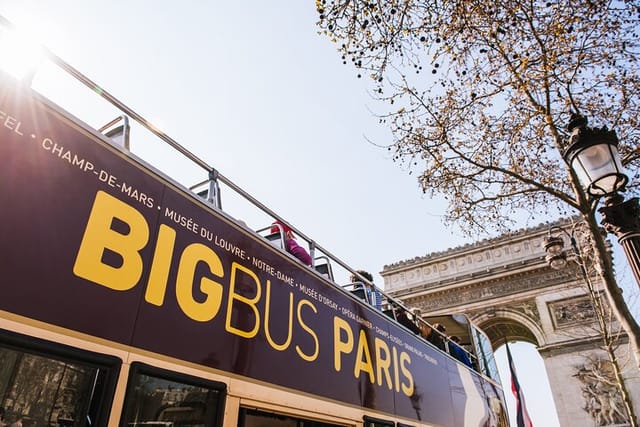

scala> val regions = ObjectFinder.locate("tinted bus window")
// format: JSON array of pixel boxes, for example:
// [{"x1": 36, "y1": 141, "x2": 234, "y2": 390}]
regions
[
  {"x1": 239, "y1": 408, "x2": 345, "y2": 427},
  {"x1": 0, "y1": 330, "x2": 120, "y2": 427},
  {"x1": 121, "y1": 363, "x2": 225, "y2": 427},
  {"x1": 363, "y1": 416, "x2": 395, "y2": 427}
]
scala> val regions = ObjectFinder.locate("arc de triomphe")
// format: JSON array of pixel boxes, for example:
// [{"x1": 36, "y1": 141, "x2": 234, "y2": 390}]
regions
[{"x1": 381, "y1": 221, "x2": 639, "y2": 426}]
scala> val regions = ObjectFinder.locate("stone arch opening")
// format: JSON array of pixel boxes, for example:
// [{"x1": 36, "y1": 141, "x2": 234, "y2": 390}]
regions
[{"x1": 474, "y1": 313, "x2": 542, "y2": 349}]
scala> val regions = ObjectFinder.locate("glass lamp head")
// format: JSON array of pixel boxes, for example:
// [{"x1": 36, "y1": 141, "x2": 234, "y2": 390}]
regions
[{"x1": 564, "y1": 115, "x2": 627, "y2": 197}]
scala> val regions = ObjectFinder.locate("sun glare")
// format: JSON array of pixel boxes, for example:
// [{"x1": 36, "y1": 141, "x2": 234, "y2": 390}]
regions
[{"x1": 0, "y1": 26, "x2": 45, "y2": 83}]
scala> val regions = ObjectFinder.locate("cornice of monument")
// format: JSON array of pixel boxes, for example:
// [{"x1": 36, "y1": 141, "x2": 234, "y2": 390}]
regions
[
  {"x1": 538, "y1": 335, "x2": 629, "y2": 357},
  {"x1": 393, "y1": 267, "x2": 576, "y2": 312},
  {"x1": 382, "y1": 217, "x2": 578, "y2": 273},
  {"x1": 386, "y1": 254, "x2": 560, "y2": 297}
]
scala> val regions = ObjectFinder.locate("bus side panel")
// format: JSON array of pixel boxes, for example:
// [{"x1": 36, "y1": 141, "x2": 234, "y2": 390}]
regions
[
  {"x1": 482, "y1": 378, "x2": 509, "y2": 426},
  {"x1": 390, "y1": 325, "x2": 454, "y2": 427},
  {"x1": 0, "y1": 80, "x2": 400, "y2": 416},
  {"x1": 446, "y1": 358, "x2": 492, "y2": 427},
  {"x1": 0, "y1": 74, "x2": 501, "y2": 426},
  {"x1": 129, "y1": 184, "x2": 396, "y2": 413}
]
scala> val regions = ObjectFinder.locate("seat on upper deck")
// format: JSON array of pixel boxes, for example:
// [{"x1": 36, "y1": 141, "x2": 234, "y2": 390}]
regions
[
  {"x1": 314, "y1": 256, "x2": 334, "y2": 281},
  {"x1": 99, "y1": 115, "x2": 130, "y2": 150},
  {"x1": 255, "y1": 222, "x2": 286, "y2": 249},
  {"x1": 383, "y1": 308, "x2": 396, "y2": 320},
  {"x1": 345, "y1": 282, "x2": 371, "y2": 305},
  {"x1": 265, "y1": 232, "x2": 285, "y2": 249}
]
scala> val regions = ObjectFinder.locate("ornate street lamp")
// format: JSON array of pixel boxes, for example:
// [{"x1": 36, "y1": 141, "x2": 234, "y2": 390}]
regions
[
  {"x1": 544, "y1": 225, "x2": 590, "y2": 278},
  {"x1": 564, "y1": 115, "x2": 627, "y2": 197},
  {"x1": 564, "y1": 114, "x2": 640, "y2": 286},
  {"x1": 543, "y1": 233, "x2": 568, "y2": 270}
]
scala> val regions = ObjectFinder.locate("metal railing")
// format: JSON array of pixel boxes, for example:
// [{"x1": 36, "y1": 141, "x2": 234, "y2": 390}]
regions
[{"x1": 0, "y1": 15, "x2": 483, "y2": 375}]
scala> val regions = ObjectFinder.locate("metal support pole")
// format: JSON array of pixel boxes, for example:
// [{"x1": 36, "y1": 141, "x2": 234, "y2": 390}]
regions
[
  {"x1": 600, "y1": 195, "x2": 640, "y2": 287},
  {"x1": 208, "y1": 169, "x2": 222, "y2": 210}
]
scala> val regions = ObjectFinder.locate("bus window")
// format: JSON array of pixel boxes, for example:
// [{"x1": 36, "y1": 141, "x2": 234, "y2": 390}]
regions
[
  {"x1": 239, "y1": 408, "x2": 345, "y2": 427},
  {"x1": 363, "y1": 415, "x2": 394, "y2": 427},
  {"x1": 0, "y1": 329, "x2": 120, "y2": 427},
  {"x1": 121, "y1": 363, "x2": 225, "y2": 427},
  {"x1": 471, "y1": 326, "x2": 500, "y2": 382}
]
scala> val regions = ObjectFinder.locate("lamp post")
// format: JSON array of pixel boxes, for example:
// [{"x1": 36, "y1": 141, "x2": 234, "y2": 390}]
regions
[
  {"x1": 543, "y1": 224, "x2": 602, "y2": 317},
  {"x1": 564, "y1": 114, "x2": 640, "y2": 287},
  {"x1": 544, "y1": 224, "x2": 602, "y2": 321},
  {"x1": 544, "y1": 225, "x2": 584, "y2": 273}
]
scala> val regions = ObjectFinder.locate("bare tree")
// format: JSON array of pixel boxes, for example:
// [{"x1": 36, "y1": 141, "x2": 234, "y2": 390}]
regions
[
  {"x1": 550, "y1": 220, "x2": 637, "y2": 425},
  {"x1": 317, "y1": 0, "x2": 640, "y2": 366}
]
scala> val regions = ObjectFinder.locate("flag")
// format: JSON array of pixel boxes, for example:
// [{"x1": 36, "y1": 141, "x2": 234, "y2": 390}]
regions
[{"x1": 506, "y1": 342, "x2": 533, "y2": 427}]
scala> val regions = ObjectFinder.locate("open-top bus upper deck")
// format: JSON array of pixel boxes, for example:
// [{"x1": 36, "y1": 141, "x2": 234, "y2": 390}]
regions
[{"x1": 0, "y1": 18, "x2": 507, "y2": 427}]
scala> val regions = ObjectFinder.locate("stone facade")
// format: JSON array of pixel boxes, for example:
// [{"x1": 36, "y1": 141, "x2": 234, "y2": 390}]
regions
[{"x1": 381, "y1": 221, "x2": 640, "y2": 427}]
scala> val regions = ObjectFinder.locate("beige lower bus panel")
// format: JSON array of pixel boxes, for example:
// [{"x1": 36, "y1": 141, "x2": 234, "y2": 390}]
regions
[{"x1": 0, "y1": 313, "x2": 439, "y2": 427}]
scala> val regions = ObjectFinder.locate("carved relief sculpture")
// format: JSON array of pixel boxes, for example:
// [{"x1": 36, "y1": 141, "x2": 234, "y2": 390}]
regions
[
  {"x1": 574, "y1": 357, "x2": 628, "y2": 426},
  {"x1": 550, "y1": 296, "x2": 597, "y2": 328}
]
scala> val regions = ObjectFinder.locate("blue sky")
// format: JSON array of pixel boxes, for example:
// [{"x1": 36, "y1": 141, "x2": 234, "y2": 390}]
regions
[{"x1": 14, "y1": 1, "x2": 640, "y2": 425}]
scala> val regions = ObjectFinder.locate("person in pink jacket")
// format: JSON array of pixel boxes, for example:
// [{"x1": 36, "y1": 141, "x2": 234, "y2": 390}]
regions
[{"x1": 271, "y1": 221, "x2": 312, "y2": 266}]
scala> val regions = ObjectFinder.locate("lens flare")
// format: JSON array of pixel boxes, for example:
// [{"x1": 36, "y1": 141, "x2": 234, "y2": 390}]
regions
[{"x1": 0, "y1": 26, "x2": 44, "y2": 84}]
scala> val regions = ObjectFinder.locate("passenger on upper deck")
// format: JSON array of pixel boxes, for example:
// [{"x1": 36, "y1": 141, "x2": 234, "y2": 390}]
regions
[
  {"x1": 271, "y1": 221, "x2": 312, "y2": 266},
  {"x1": 422, "y1": 323, "x2": 447, "y2": 352},
  {"x1": 397, "y1": 309, "x2": 422, "y2": 335},
  {"x1": 350, "y1": 270, "x2": 382, "y2": 310},
  {"x1": 448, "y1": 335, "x2": 474, "y2": 368}
]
